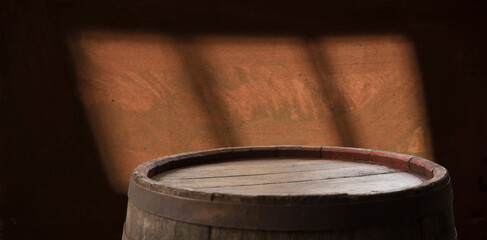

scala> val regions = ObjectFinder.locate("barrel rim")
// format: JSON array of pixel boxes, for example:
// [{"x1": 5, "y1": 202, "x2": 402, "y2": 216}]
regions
[
  {"x1": 131, "y1": 145, "x2": 450, "y2": 204},
  {"x1": 127, "y1": 146, "x2": 453, "y2": 230}
]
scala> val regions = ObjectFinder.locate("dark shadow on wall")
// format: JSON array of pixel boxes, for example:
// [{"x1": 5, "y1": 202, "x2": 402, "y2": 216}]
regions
[
  {"x1": 1, "y1": 0, "x2": 486, "y2": 239},
  {"x1": 410, "y1": 20, "x2": 487, "y2": 239},
  {"x1": 173, "y1": 35, "x2": 241, "y2": 147},
  {"x1": 0, "y1": 1, "x2": 126, "y2": 239},
  {"x1": 302, "y1": 36, "x2": 359, "y2": 147}
]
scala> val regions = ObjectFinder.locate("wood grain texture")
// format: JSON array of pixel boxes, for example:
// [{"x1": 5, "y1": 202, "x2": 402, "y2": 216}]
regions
[
  {"x1": 152, "y1": 159, "x2": 424, "y2": 195},
  {"x1": 195, "y1": 172, "x2": 423, "y2": 195},
  {"x1": 125, "y1": 201, "x2": 209, "y2": 240},
  {"x1": 125, "y1": 199, "x2": 455, "y2": 240}
]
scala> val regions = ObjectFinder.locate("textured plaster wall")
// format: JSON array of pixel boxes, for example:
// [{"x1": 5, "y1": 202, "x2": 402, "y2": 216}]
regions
[{"x1": 68, "y1": 32, "x2": 432, "y2": 193}]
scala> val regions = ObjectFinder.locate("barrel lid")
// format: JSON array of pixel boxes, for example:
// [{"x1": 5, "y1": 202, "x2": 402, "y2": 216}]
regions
[
  {"x1": 153, "y1": 157, "x2": 425, "y2": 197},
  {"x1": 128, "y1": 146, "x2": 452, "y2": 230}
]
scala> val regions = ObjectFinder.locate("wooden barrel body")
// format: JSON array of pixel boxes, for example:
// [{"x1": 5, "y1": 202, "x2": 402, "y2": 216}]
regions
[{"x1": 122, "y1": 146, "x2": 456, "y2": 240}]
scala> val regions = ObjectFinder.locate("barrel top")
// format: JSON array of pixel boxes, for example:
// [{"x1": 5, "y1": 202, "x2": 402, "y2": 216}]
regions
[
  {"x1": 152, "y1": 158, "x2": 425, "y2": 196},
  {"x1": 128, "y1": 146, "x2": 452, "y2": 231},
  {"x1": 132, "y1": 146, "x2": 449, "y2": 204}
]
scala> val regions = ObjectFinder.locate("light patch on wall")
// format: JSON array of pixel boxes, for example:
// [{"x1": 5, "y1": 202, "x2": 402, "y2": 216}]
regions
[
  {"x1": 67, "y1": 30, "x2": 432, "y2": 193},
  {"x1": 306, "y1": 35, "x2": 432, "y2": 154}
]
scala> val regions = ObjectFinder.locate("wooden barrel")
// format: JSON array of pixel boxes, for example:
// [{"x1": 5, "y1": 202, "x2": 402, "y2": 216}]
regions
[{"x1": 122, "y1": 146, "x2": 456, "y2": 240}]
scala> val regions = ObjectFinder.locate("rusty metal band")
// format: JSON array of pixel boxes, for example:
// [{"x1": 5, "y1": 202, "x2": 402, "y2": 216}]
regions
[{"x1": 128, "y1": 178, "x2": 453, "y2": 231}]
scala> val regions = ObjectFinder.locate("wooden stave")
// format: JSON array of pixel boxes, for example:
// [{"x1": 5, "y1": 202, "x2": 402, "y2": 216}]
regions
[
  {"x1": 126, "y1": 176, "x2": 452, "y2": 231},
  {"x1": 123, "y1": 201, "x2": 457, "y2": 240}
]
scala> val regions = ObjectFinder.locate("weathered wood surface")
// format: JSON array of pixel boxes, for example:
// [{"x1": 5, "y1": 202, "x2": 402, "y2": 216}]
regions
[
  {"x1": 153, "y1": 158, "x2": 424, "y2": 195},
  {"x1": 124, "y1": 147, "x2": 456, "y2": 240},
  {"x1": 125, "y1": 201, "x2": 209, "y2": 240},
  {"x1": 125, "y1": 202, "x2": 456, "y2": 240}
]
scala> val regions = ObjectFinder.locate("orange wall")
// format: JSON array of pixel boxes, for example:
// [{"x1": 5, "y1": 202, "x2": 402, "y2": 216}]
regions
[{"x1": 68, "y1": 32, "x2": 433, "y2": 193}]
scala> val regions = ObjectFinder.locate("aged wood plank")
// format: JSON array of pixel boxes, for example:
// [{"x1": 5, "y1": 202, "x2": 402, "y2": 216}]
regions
[
  {"x1": 153, "y1": 159, "x2": 424, "y2": 195},
  {"x1": 125, "y1": 201, "x2": 209, "y2": 240},
  {"x1": 154, "y1": 159, "x2": 391, "y2": 180},
  {"x1": 157, "y1": 165, "x2": 399, "y2": 189},
  {"x1": 154, "y1": 159, "x2": 340, "y2": 179},
  {"x1": 159, "y1": 171, "x2": 423, "y2": 195}
]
